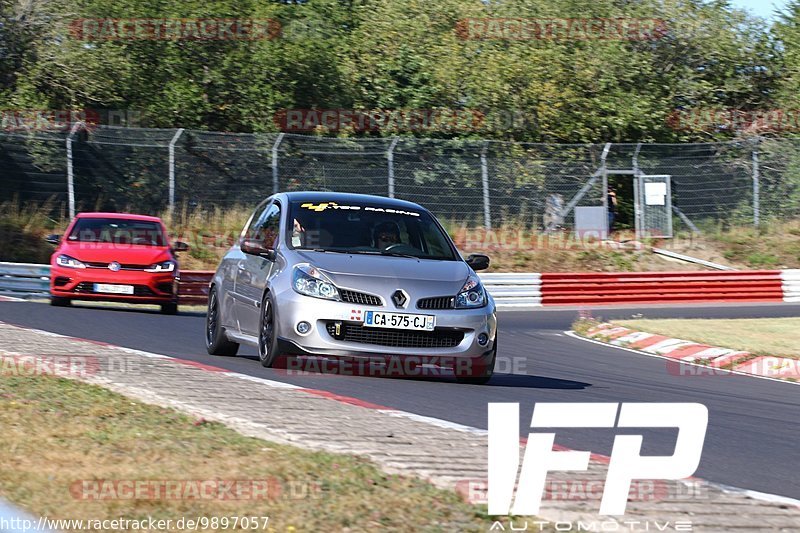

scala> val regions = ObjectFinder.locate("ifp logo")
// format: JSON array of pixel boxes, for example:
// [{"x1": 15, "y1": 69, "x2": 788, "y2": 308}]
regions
[{"x1": 488, "y1": 403, "x2": 708, "y2": 516}]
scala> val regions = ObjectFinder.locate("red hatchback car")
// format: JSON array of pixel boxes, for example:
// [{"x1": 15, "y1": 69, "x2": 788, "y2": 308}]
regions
[{"x1": 47, "y1": 213, "x2": 188, "y2": 314}]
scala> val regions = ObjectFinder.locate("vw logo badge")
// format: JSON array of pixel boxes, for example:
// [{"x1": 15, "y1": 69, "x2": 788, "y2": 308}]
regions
[{"x1": 108, "y1": 261, "x2": 121, "y2": 272}]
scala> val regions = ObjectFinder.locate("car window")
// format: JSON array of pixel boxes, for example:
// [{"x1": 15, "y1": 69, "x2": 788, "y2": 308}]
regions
[
  {"x1": 260, "y1": 203, "x2": 281, "y2": 248},
  {"x1": 287, "y1": 200, "x2": 456, "y2": 260},
  {"x1": 243, "y1": 201, "x2": 271, "y2": 241},
  {"x1": 420, "y1": 224, "x2": 451, "y2": 257},
  {"x1": 245, "y1": 201, "x2": 281, "y2": 248},
  {"x1": 67, "y1": 218, "x2": 167, "y2": 246}
]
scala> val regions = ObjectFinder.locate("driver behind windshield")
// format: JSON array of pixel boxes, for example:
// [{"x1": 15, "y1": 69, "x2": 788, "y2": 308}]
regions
[{"x1": 373, "y1": 221, "x2": 401, "y2": 250}]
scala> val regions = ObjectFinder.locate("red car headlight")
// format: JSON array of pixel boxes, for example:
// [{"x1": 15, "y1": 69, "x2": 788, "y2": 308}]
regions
[
  {"x1": 56, "y1": 254, "x2": 86, "y2": 269},
  {"x1": 144, "y1": 260, "x2": 176, "y2": 273}
]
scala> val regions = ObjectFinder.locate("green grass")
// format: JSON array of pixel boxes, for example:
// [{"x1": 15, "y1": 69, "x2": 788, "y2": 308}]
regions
[{"x1": 0, "y1": 374, "x2": 498, "y2": 532}]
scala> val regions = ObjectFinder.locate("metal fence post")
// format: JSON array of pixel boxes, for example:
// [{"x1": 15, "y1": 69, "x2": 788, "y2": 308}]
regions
[
  {"x1": 601, "y1": 142, "x2": 611, "y2": 237},
  {"x1": 272, "y1": 133, "x2": 285, "y2": 194},
  {"x1": 480, "y1": 141, "x2": 491, "y2": 230},
  {"x1": 167, "y1": 128, "x2": 185, "y2": 215},
  {"x1": 752, "y1": 138, "x2": 760, "y2": 228},
  {"x1": 632, "y1": 142, "x2": 642, "y2": 237},
  {"x1": 65, "y1": 121, "x2": 85, "y2": 219},
  {"x1": 632, "y1": 142, "x2": 642, "y2": 177},
  {"x1": 387, "y1": 137, "x2": 399, "y2": 198}
]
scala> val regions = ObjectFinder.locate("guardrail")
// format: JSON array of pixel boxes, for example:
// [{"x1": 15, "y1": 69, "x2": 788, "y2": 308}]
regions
[
  {"x1": 0, "y1": 262, "x2": 795, "y2": 308},
  {"x1": 0, "y1": 262, "x2": 207, "y2": 304},
  {"x1": 540, "y1": 270, "x2": 785, "y2": 305},
  {"x1": 782, "y1": 269, "x2": 800, "y2": 303},
  {"x1": 478, "y1": 273, "x2": 541, "y2": 308},
  {"x1": 0, "y1": 262, "x2": 51, "y2": 294}
]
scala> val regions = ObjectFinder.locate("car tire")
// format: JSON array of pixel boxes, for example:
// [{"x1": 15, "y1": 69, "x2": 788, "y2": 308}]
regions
[
  {"x1": 206, "y1": 287, "x2": 239, "y2": 356},
  {"x1": 455, "y1": 338, "x2": 496, "y2": 385},
  {"x1": 258, "y1": 292, "x2": 280, "y2": 368},
  {"x1": 50, "y1": 296, "x2": 71, "y2": 307},
  {"x1": 160, "y1": 302, "x2": 178, "y2": 315}
]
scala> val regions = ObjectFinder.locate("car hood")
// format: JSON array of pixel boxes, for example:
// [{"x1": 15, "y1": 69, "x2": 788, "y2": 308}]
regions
[
  {"x1": 295, "y1": 250, "x2": 468, "y2": 281},
  {"x1": 57, "y1": 243, "x2": 172, "y2": 265},
  {"x1": 293, "y1": 250, "x2": 471, "y2": 298}
]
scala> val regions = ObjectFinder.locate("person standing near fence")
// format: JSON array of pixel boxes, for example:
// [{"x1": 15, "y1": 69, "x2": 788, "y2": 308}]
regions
[{"x1": 607, "y1": 186, "x2": 618, "y2": 233}]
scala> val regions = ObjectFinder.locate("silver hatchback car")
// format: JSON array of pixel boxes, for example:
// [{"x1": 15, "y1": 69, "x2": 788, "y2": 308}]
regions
[{"x1": 205, "y1": 192, "x2": 497, "y2": 384}]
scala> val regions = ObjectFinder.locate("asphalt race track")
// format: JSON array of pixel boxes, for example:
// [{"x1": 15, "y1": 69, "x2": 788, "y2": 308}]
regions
[{"x1": 1, "y1": 301, "x2": 798, "y2": 500}]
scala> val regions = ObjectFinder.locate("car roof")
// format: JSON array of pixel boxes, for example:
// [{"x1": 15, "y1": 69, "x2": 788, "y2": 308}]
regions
[
  {"x1": 74, "y1": 212, "x2": 164, "y2": 223},
  {"x1": 281, "y1": 191, "x2": 425, "y2": 211}
]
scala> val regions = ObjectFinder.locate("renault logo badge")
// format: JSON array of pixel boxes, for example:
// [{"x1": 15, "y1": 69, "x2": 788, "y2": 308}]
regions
[{"x1": 392, "y1": 289, "x2": 408, "y2": 308}]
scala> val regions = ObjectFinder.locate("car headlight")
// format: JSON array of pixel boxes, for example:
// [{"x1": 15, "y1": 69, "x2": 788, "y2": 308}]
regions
[
  {"x1": 292, "y1": 264, "x2": 340, "y2": 301},
  {"x1": 56, "y1": 254, "x2": 86, "y2": 269},
  {"x1": 144, "y1": 260, "x2": 176, "y2": 273},
  {"x1": 455, "y1": 275, "x2": 486, "y2": 308}
]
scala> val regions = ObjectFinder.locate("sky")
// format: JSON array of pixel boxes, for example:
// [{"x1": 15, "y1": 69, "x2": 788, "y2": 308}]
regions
[{"x1": 730, "y1": 0, "x2": 789, "y2": 20}]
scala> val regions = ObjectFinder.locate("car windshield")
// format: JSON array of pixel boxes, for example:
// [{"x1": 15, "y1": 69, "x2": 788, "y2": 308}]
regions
[
  {"x1": 67, "y1": 218, "x2": 167, "y2": 246},
  {"x1": 287, "y1": 200, "x2": 457, "y2": 260}
]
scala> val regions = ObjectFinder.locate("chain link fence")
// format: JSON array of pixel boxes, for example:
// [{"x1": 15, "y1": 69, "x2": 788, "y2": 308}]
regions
[{"x1": 1, "y1": 125, "x2": 798, "y2": 233}]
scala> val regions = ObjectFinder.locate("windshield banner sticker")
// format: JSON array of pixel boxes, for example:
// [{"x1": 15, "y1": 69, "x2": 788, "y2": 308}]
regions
[{"x1": 300, "y1": 202, "x2": 420, "y2": 217}]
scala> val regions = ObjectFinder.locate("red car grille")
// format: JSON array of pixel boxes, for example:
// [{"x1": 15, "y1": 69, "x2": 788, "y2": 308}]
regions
[
  {"x1": 72, "y1": 282, "x2": 156, "y2": 297},
  {"x1": 85, "y1": 262, "x2": 150, "y2": 270}
]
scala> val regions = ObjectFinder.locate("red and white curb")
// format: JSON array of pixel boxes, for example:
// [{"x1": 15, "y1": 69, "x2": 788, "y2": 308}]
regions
[
  {"x1": 581, "y1": 323, "x2": 800, "y2": 381},
  {"x1": 783, "y1": 269, "x2": 800, "y2": 303}
]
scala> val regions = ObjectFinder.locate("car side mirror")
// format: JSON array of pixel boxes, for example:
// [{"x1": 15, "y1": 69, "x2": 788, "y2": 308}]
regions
[
  {"x1": 45, "y1": 234, "x2": 61, "y2": 245},
  {"x1": 241, "y1": 238, "x2": 277, "y2": 261},
  {"x1": 172, "y1": 241, "x2": 189, "y2": 252},
  {"x1": 466, "y1": 253, "x2": 490, "y2": 271}
]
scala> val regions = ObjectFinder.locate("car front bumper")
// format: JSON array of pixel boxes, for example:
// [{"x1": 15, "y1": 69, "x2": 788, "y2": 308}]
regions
[
  {"x1": 50, "y1": 265, "x2": 178, "y2": 304},
  {"x1": 271, "y1": 286, "x2": 497, "y2": 360}
]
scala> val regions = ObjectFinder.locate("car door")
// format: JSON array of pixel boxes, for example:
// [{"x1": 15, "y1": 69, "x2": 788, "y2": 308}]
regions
[
  {"x1": 229, "y1": 199, "x2": 271, "y2": 333},
  {"x1": 235, "y1": 200, "x2": 282, "y2": 336}
]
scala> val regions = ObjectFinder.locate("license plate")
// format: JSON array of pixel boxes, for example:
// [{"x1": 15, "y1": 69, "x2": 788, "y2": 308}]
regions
[
  {"x1": 93, "y1": 283, "x2": 134, "y2": 295},
  {"x1": 364, "y1": 311, "x2": 435, "y2": 331}
]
